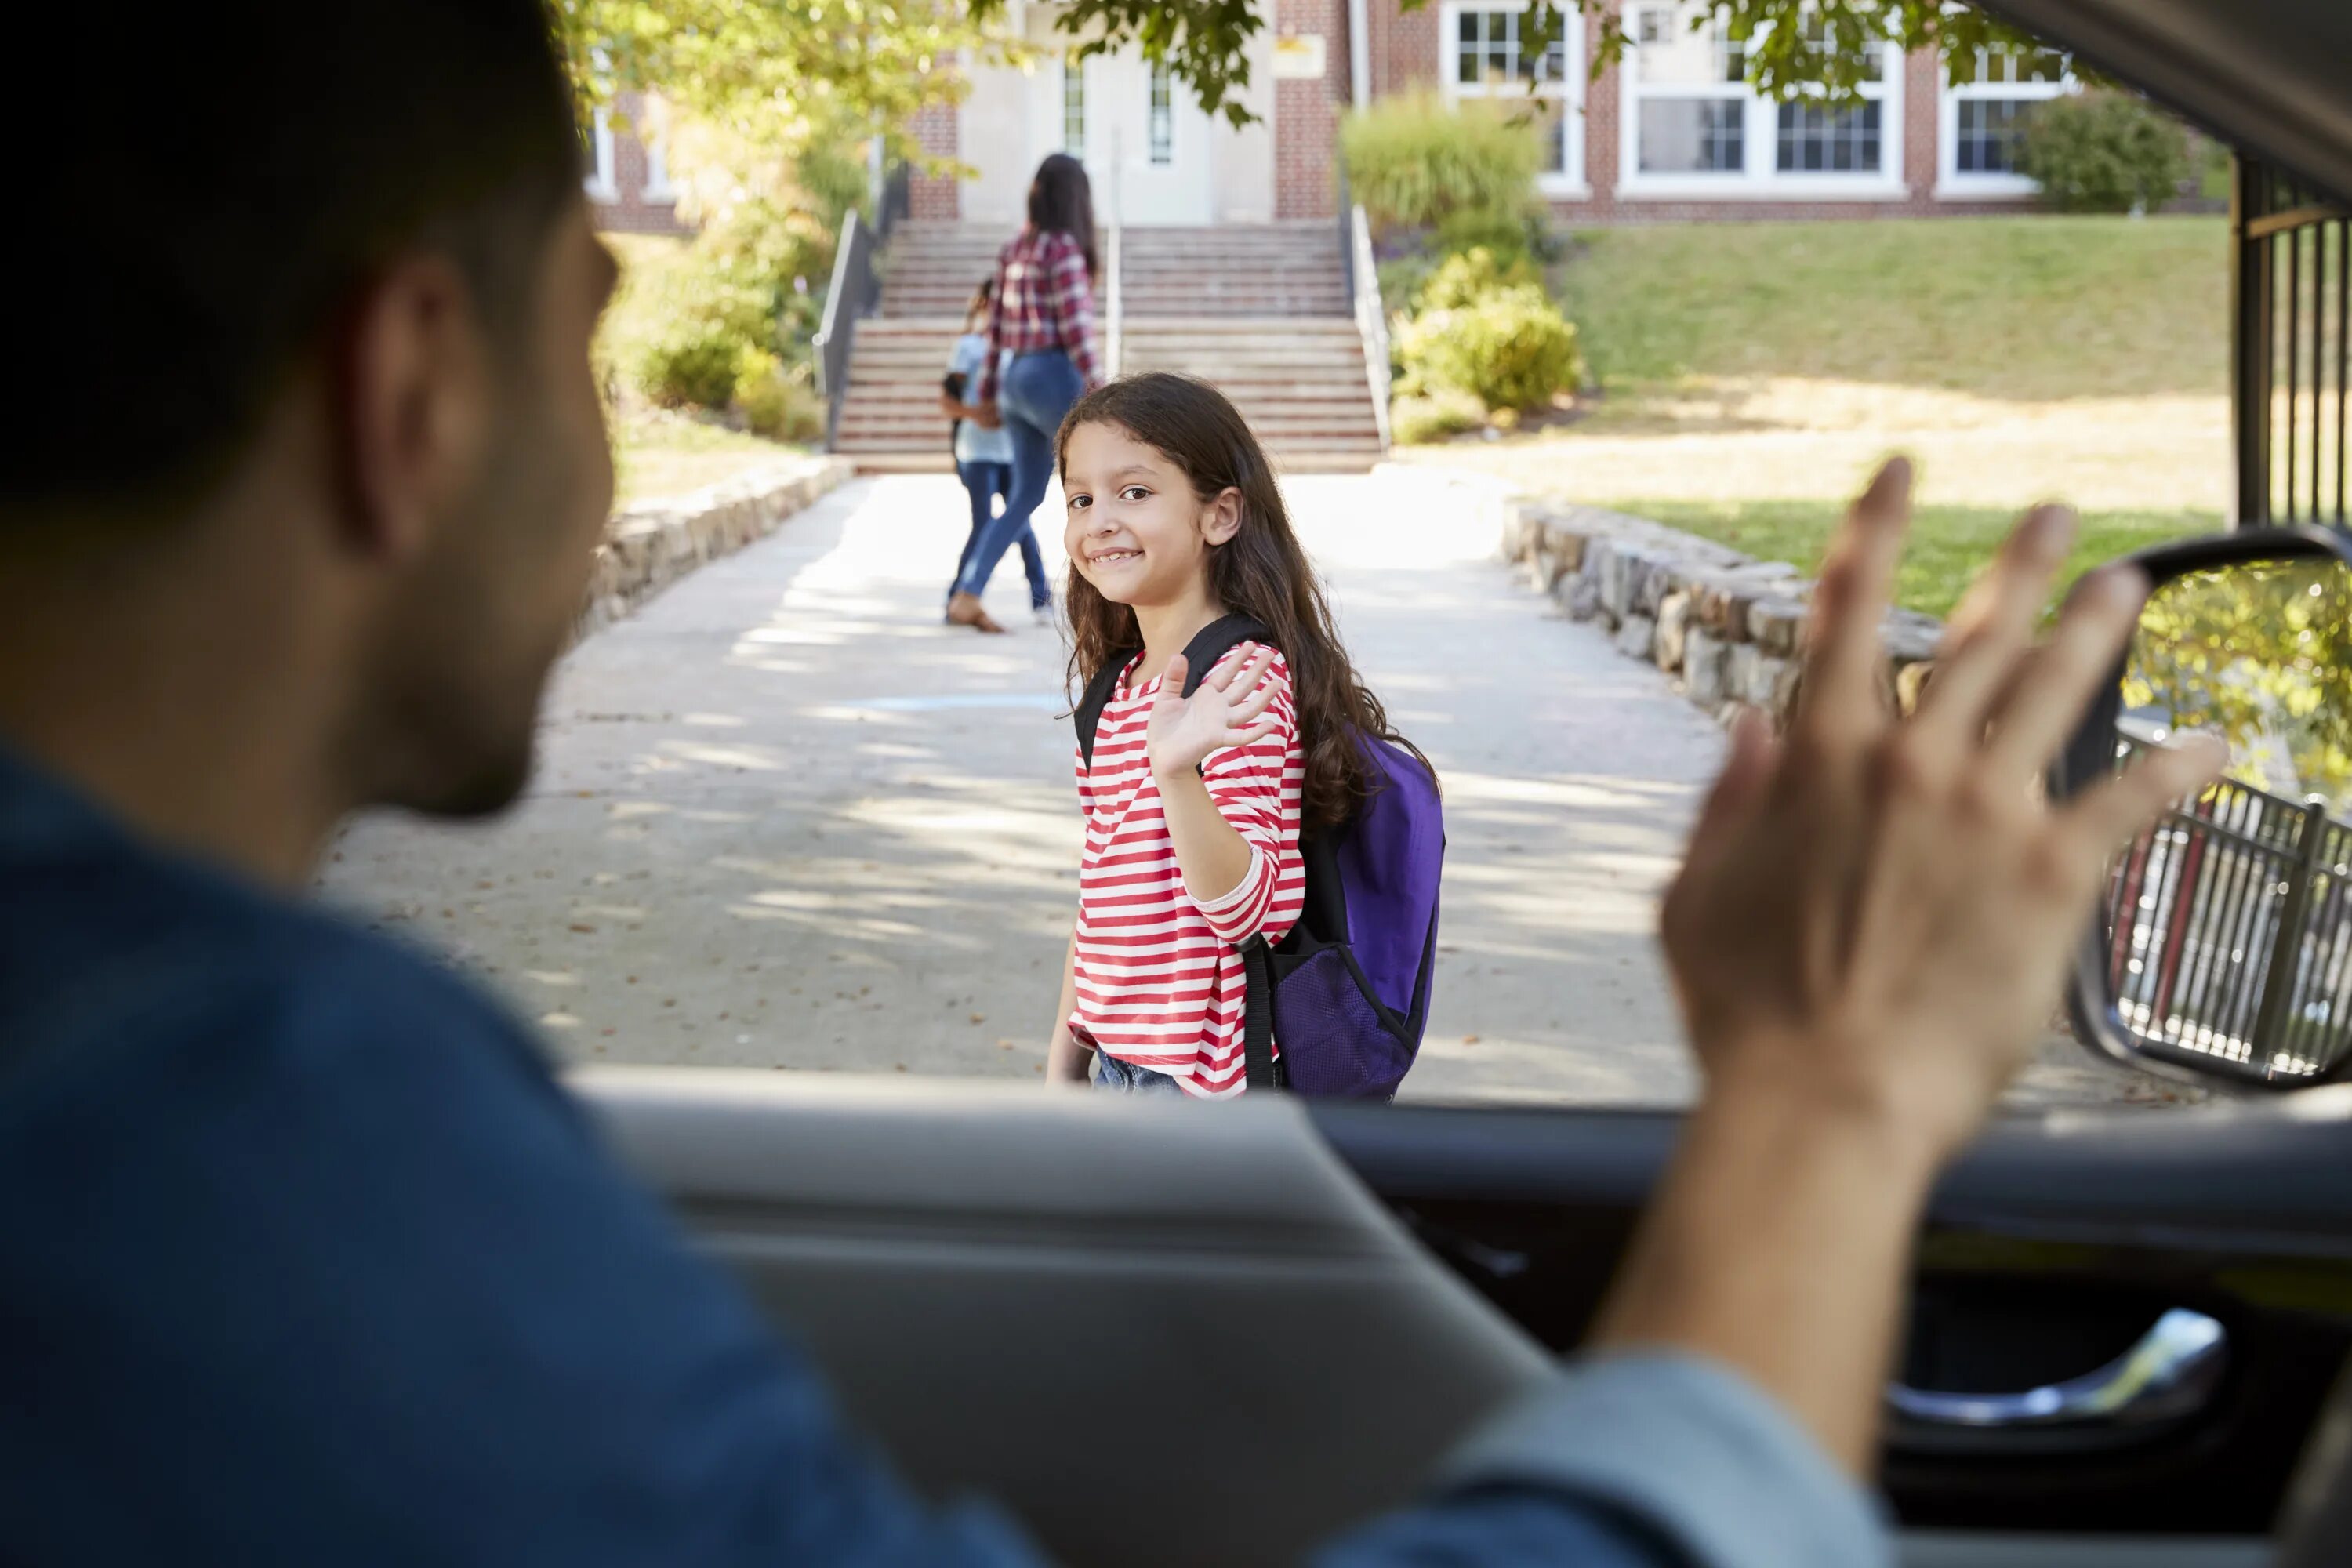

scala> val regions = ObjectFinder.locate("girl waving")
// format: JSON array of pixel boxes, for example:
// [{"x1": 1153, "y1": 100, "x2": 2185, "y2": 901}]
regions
[{"x1": 1044, "y1": 374, "x2": 1423, "y2": 1097}]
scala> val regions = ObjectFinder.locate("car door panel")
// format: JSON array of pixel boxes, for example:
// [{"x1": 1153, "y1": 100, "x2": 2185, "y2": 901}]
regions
[
  {"x1": 1309, "y1": 1098, "x2": 2352, "y2": 1537},
  {"x1": 579, "y1": 1069, "x2": 2352, "y2": 1560},
  {"x1": 576, "y1": 1068, "x2": 1553, "y2": 1568}
]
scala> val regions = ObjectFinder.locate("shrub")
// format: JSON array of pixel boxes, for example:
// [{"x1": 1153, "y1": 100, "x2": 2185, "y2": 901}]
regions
[
  {"x1": 1432, "y1": 205, "x2": 1538, "y2": 269},
  {"x1": 734, "y1": 348, "x2": 826, "y2": 442},
  {"x1": 1415, "y1": 246, "x2": 1542, "y2": 313},
  {"x1": 1396, "y1": 286, "x2": 1581, "y2": 412},
  {"x1": 2018, "y1": 93, "x2": 2190, "y2": 214},
  {"x1": 606, "y1": 239, "x2": 775, "y2": 411},
  {"x1": 1390, "y1": 387, "x2": 1488, "y2": 445},
  {"x1": 1340, "y1": 89, "x2": 1544, "y2": 234}
]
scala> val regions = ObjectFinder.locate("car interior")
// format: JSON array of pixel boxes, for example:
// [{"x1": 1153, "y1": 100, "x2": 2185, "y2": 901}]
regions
[{"x1": 571, "y1": 2, "x2": 2352, "y2": 1563}]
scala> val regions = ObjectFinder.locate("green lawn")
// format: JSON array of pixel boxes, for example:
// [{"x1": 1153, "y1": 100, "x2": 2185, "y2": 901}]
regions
[
  {"x1": 1554, "y1": 215, "x2": 2228, "y2": 405},
  {"x1": 1607, "y1": 498, "x2": 2220, "y2": 620},
  {"x1": 613, "y1": 405, "x2": 806, "y2": 508},
  {"x1": 1401, "y1": 216, "x2": 2234, "y2": 615}
]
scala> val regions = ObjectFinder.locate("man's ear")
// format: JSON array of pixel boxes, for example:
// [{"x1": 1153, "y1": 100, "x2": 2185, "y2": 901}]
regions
[
  {"x1": 1201, "y1": 485, "x2": 1244, "y2": 547},
  {"x1": 332, "y1": 253, "x2": 492, "y2": 561}
]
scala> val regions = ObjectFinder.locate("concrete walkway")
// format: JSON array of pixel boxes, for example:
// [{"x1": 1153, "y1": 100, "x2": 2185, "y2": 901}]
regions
[{"x1": 321, "y1": 468, "x2": 2158, "y2": 1109}]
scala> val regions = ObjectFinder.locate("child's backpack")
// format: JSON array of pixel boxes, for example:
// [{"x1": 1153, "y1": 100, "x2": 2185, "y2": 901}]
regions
[{"x1": 1073, "y1": 615, "x2": 1444, "y2": 1099}]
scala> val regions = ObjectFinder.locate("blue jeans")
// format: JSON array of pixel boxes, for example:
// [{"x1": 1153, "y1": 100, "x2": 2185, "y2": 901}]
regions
[
  {"x1": 949, "y1": 459, "x2": 1049, "y2": 611},
  {"x1": 1091, "y1": 1051, "x2": 1188, "y2": 1094},
  {"x1": 952, "y1": 350, "x2": 1084, "y2": 601}
]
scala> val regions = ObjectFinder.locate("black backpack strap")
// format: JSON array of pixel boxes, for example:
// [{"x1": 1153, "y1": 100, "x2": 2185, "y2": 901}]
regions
[
  {"x1": 1073, "y1": 648, "x2": 1138, "y2": 769},
  {"x1": 1240, "y1": 936, "x2": 1284, "y2": 1091},
  {"x1": 1175, "y1": 614, "x2": 1276, "y2": 700},
  {"x1": 1200, "y1": 612, "x2": 1276, "y2": 1094}
]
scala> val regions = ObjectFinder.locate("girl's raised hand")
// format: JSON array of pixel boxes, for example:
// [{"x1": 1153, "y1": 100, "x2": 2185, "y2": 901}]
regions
[{"x1": 1146, "y1": 645, "x2": 1281, "y2": 782}]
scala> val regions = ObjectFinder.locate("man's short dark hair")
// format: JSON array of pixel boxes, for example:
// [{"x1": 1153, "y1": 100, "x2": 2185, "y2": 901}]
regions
[{"x1": 6, "y1": 1, "x2": 583, "y2": 524}]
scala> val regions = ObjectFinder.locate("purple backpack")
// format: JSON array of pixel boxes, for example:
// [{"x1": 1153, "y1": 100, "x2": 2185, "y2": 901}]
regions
[{"x1": 1074, "y1": 615, "x2": 1444, "y2": 1098}]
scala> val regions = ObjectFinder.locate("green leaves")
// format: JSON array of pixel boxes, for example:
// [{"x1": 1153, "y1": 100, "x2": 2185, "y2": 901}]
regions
[
  {"x1": 557, "y1": 2, "x2": 2065, "y2": 154},
  {"x1": 2125, "y1": 563, "x2": 2352, "y2": 808},
  {"x1": 555, "y1": 0, "x2": 983, "y2": 165}
]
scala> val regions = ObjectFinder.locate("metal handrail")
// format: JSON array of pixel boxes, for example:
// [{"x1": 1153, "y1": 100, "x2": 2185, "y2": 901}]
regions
[
  {"x1": 1349, "y1": 203, "x2": 1392, "y2": 454},
  {"x1": 877, "y1": 162, "x2": 912, "y2": 247},
  {"x1": 1105, "y1": 222, "x2": 1123, "y2": 378},
  {"x1": 813, "y1": 207, "x2": 877, "y2": 452}
]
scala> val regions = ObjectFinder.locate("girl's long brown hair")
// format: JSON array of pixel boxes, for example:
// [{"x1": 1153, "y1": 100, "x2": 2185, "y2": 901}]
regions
[{"x1": 1058, "y1": 372, "x2": 1432, "y2": 829}]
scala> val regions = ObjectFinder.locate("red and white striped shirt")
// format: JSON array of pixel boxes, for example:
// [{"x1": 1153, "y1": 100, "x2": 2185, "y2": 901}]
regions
[{"x1": 1071, "y1": 644, "x2": 1305, "y2": 1098}]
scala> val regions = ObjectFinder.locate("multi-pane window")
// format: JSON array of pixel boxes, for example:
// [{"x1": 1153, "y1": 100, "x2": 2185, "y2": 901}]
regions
[
  {"x1": 1453, "y1": 5, "x2": 1567, "y2": 88},
  {"x1": 1775, "y1": 16, "x2": 1883, "y2": 172},
  {"x1": 1631, "y1": 7, "x2": 1750, "y2": 175},
  {"x1": 1443, "y1": 3, "x2": 1581, "y2": 184},
  {"x1": 1777, "y1": 102, "x2": 1881, "y2": 172},
  {"x1": 1624, "y1": 3, "x2": 1896, "y2": 189},
  {"x1": 1944, "y1": 45, "x2": 2069, "y2": 183},
  {"x1": 1062, "y1": 56, "x2": 1086, "y2": 158},
  {"x1": 1641, "y1": 100, "x2": 1744, "y2": 174},
  {"x1": 1148, "y1": 60, "x2": 1174, "y2": 165}
]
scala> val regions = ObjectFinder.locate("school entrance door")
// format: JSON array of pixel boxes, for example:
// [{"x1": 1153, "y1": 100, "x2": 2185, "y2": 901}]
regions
[{"x1": 1067, "y1": 46, "x2": 1214, "y2": 227}]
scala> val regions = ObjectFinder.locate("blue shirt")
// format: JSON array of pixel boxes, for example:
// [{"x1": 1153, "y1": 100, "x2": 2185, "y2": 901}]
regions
[
  {"x1": 949, "y1": 333, "x2": 1014, "y2": 466},
  {"x1": 0, "y1": 743, "x2": 1886, "y2": 1567}
]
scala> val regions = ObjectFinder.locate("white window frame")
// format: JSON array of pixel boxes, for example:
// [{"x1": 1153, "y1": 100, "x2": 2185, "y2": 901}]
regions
[
  {"x1": 1617, "y1": 3, "x2": 1907, "y2": 201},
  {"x1": 1936, "y1": 43, "x2": 2075, "y2": 199},
  {"x1": 640, "y1": 100, "x2": 677, "y2": 204},
  {"x1": 583, "y1": 108, "x2": 619, "y2": 205},
  {"x1": 641, "y1": 140, "x2": 676, "y2": 202},
  {"x1": 1438, "y1": 1, "x2": 1588, "y2": 199}
]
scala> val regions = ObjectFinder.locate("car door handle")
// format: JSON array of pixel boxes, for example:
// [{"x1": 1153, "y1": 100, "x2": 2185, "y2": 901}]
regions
[{"x1": 1886, "y1": 1308, "x2": 2227, "y2": 1454}]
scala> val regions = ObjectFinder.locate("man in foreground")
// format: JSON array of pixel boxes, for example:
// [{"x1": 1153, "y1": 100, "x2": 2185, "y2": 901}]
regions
[{"x1": 0, "y1": 3, "x2": 2221, "y2": 1563}]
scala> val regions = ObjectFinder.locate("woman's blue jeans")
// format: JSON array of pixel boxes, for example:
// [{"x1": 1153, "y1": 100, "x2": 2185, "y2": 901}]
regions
[
  {"x1": 951, "y1": 350, "x2": 1084, "y2": 601},
  {"x1": 949, "y1": 460, "x2": 1049, "y2": 611}
]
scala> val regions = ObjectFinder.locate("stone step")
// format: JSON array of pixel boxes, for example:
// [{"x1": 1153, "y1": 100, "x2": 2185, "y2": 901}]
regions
[
  {"x1": 848, "y1": 451, "x2": 960, "y2": 474},
  {"x1": 1122, "y1": 318, "x2": 1363, "y2": 336},
  {"x1": 837, "y1": 409, "x2": 1378, "y2": 436}
]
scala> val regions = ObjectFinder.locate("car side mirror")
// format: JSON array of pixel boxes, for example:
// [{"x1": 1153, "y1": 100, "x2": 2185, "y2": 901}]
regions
[{"x1": 2054, "y1": 528, "x2": 2352, "y2": 1091}]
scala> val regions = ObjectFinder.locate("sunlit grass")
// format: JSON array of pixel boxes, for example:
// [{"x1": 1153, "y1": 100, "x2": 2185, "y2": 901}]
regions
[
  {"x1": 1554, "y1": 215, "x2": 2227, "y2": 407},
  {"x1": 612, "y1": 405, "x2": 805, "y2": 507},
  {"x1": 1602, "y1": 498, "x2": 2216, "y2": 619}
]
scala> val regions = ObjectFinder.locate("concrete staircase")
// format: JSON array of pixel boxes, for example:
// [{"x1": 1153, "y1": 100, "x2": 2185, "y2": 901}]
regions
[
  {"x1": 1116, "y1": 319, "x2": 1382, "y2": 474},
  {"x1": 829, "y1": 220, "x2": 1383, "y2": 475},
  {"x1": 1120, "y1": 223, "x2": 1353, "y2": 317}
]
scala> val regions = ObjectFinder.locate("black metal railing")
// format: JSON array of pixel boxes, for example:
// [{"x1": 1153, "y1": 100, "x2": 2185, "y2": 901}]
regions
[
  {"x1": 2107, "y1": 758, "x2": 2352, "y2": 1082},
  {"x1": 812, "y1": 207, "x2": 878, "y2": 452},
  {"x1": 2233, "y1": 157, "x2": 2350, "y2": 526},
  {"x1": 877, "y1": 161, "x2": 912, "y2": 246}
]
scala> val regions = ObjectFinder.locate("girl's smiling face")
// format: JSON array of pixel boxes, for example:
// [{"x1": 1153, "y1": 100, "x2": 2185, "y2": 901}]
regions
[{"x1": 1062, "y1": 420, "x2": 1240, "y2": 610}]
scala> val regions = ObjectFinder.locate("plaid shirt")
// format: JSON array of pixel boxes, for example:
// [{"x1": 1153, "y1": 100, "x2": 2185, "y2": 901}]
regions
[{"x1": 977, "y1": 227, "x2": 1102, "y2": 402}]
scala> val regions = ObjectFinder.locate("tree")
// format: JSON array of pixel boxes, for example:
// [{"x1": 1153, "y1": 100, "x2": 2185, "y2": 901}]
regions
[
  {"x1": 553, "y1": 0, "x2": 988, "y2": 160},
  {"x1": 2124, "y1": 563, "x2": 2352, "y2": 810},
  {"x1": 991, "y1": 2, "x2": 2065, "y2": 128}
]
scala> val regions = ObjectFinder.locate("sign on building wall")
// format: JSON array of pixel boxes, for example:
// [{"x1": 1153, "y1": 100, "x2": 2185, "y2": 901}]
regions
[{"x1": 1272, "y1": 33, "x2": 1328, "y2": 79}]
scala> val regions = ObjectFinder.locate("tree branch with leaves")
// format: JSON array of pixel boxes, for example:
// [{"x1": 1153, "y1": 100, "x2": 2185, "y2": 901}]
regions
[{"x1": 975, "y1": 1, "x2": 2061, "y2": 125}]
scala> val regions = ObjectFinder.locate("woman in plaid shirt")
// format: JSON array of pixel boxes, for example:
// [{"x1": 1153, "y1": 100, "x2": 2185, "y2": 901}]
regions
[{"x1": 946, "y1": 153, "x2": 1104, "y2": 634}]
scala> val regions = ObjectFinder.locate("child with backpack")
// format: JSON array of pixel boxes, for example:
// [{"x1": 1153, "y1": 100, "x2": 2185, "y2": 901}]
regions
[
  {"x1": 1044, "y1": 372, "x2": 1443, "y2": 1099},
  {"x1": 940, "y1": 279, "x2": 1054, "y2": 629}
]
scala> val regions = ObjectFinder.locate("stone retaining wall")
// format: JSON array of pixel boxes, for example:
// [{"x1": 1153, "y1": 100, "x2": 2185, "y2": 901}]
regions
[
  {"x1": 578, "y1": 455, "x2": 853, "y2": 638},
  {"x1": 1499, "y1": 498, "x2": 1946, "y2": 728}
]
